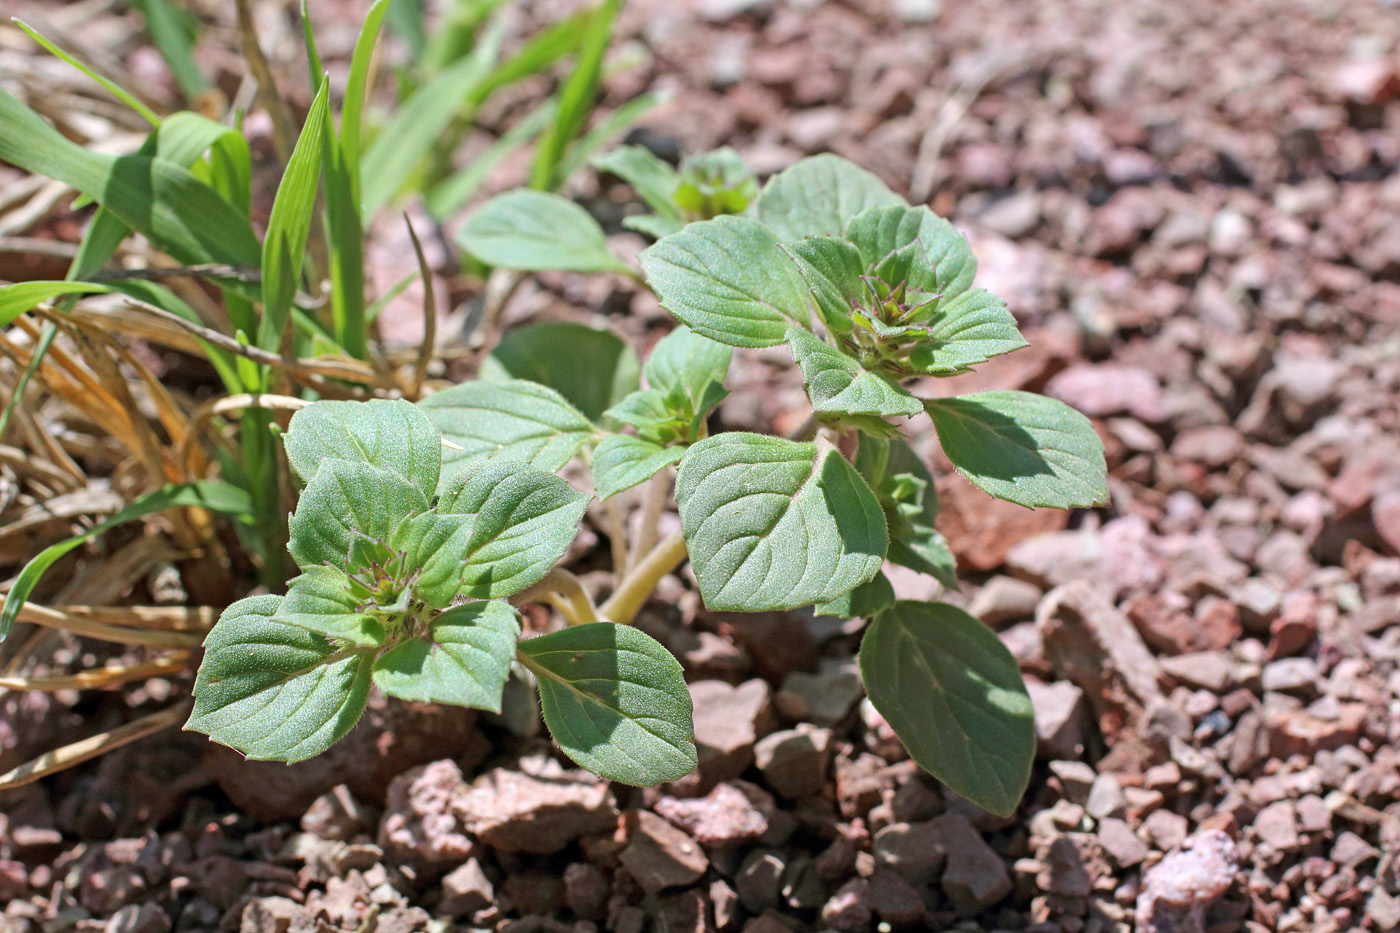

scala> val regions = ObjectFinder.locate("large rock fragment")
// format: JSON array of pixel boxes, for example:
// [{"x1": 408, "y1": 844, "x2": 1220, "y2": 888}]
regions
[
  {"x1": 1135, "y1": 829, "x2": 1239, "y2": 933},
  {"x1": 454, "y1": 767, "x2": 617, "y2": 854}
]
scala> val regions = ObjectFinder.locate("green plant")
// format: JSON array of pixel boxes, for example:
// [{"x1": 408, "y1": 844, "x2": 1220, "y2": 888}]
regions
[
  {"x1": 187, "y1": 153, "x2": 1108, "y2": 815},
  {"x1": 592, "y1": 145, "x2": 757, "y2": 238},
  {"x1": 0, "y1": 0, "x2": 646, "y2": 593}
]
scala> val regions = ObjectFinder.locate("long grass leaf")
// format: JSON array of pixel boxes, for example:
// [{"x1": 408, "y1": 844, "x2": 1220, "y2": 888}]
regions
[
  {"x1": 12, "y1": 20, "x2": 160, "y2": 127},
  {"x1": 130, "y1": 0, "x2": 210, "y2": 98},
  {"x1": 425, "y1": 98, "x2": 555, "y2": 219},
  {"x1": 299, "y1": 0, "x2": 324, "y2": 88},
  {"x1": 359, "y1": 17, "x2": 506, "y2": 222},
  {"x1": 554, "y1": 89, "x2": 667, "y2": 185},
  {"x1": 341, "y1": 0, "x2": 391, "y2": 203},
  {"x1": 470, "y1": 11, "x2": 588, "y2": 103},
  {"x1": 0, "y1": 282, "x2": 115, "y2": 328},
  {"x1": 0, "y1": 88, "x2": 258, "y2": 267},
  {"x1": 530, "y1": 0, "x2": 618, "y2": 191},
  {"x1": 258, "y1": 79, "x2": 329, "y2": 351},
  {"x1": 0, "y1": 482, "x2": 253, "y2": 640}
]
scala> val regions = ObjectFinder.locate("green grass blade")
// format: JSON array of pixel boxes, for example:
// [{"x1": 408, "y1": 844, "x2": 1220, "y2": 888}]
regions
[
  {"x1": 554, "y1": 89, "x2": 666, "y2": 185},
  {"x1": 342, "y1": 0, "x2": 391, "y2": 204},
  {"x1": 321, "y1": 98, "x2": 367, "y2": 358},
  {"x1": 259, "y1": 79, "x2": 329, "y2": 352},
  {"x1": 130, "y1": 0, "x2": 210, "y2": 98},
  {"x1": 0, "y1": 482, "x2": 252, "y2": 640},
  {"x1": 530, "y1": 0, "x2": 618, "y2": 191},
  {"x1": 425, "y1": 98, "x2": 555, "y2": 219},
  {"x1": 470, "y1": 10, "x2": 588, "y2": 103},
  {"x1": 359, "y1": 17, "x2": 506, "y2": 222},
  {"x1": 12, "y1": 19, "x2": 160, "y2": 126},
  {"x1": 300, "y1": 0, "x2": 324, "y2": 88},
  {"x1": 0, "y1": 88, "x2": 258, "y2": 267},
  {"x1": 386, "y1": 0, "x2": 428, "y2": 61},
  {"x1": 422, "y1": 0, "x2": 508, "y2": 74},
  {"x1": 0, "y1": 282, "x2": 115, "y2": 328}
]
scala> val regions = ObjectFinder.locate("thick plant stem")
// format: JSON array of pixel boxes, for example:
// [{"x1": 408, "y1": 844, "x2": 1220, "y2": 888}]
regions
[
  {"x1": 511, "y1": 569, "x2": 598, "y2": 626},
  {"x1": 599, "y1": 530, "x2": 688, "y2": 626},
  {"x1": 603, "y1": 497, "x2": 629, "y2": 576},
  {"x1": 631, "y1": 471, "x2": 669, "y2": 575}
]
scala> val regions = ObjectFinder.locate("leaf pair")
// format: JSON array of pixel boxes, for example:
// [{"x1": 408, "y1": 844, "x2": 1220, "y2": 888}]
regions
[
  {"x1": 188, "y1": 400, "x2": 585, "y2": 760},
  {"x1": 189, "y1": 398, "x2": 698, "y2": 787}
]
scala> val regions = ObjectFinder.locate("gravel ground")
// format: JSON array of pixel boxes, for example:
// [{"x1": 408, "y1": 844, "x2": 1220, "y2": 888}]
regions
[{"x1": 2, "y1": 0, "x2": 1399, "y2": 931}]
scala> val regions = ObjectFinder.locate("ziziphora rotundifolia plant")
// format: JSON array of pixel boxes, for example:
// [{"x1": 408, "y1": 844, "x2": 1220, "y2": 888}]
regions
[{"x1": 188, "y1": 154, "x2": 1109, "y2": 816}]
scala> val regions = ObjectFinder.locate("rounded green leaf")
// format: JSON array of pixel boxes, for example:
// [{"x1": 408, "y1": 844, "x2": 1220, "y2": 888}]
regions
[
  {"x1": 456, "y1": 189, "x2": 628, "y2": 273},
  {"x1": 591, "y1": 435, "x2": 684, "y2": 500},
  {"x1": 675, "y1": 434, "x2": 887, "y2": 612},
  {"x1": 924, "y1": 391, "x2": 1109, "y2": 509},
  {"x1": 518, "y1": 623, "x2": 697, "y2": 786},
  {"x1": 814, "y1": 570, "x2": 895, "y2": 619},
  {"x1": 287, "y1": 460, "x2": 429, "y2": 570},
  {"x1": 481, "y1": 322, "x2": 641, "y2": 423},
  {"x1": 843, "y1": 204, "x2": 976, "y2": 301},
  {"x1": 785, "y1": 328, "x2": 922, "y2": 433},
  {"x1": 907, "y1": 289, "x2": 1029, "y2": 375},
  {"x1": 372, "y1": 600, "x2": 521, "y2": 711},
  {"x1": 639, "y1": 215, "x2": 811, "y2": 348},
  {"x1": 275, "y1": 565, "x2": 383, "y2": 646},
  {"x1": 187, "y1": 595, "x2": 374, "y2": 763},
  {"x1": 859, "y1": 601, "x2": 1034, "y2": 817},
  {"x1": 284, "y1": 398, "x2": 442, "y2": 495},
  {"x1": 755, "y1": 154, "x2": 903, "y2": 243},
  {"x1": 642, "y1": 325, "x2": 732, "y2": 405},
  {"x1": 438, "y1": 460, "x2": 591, "y2": 599},
  {"x1": 419, "y1": 380, "x2": 596, "y2": 488}
]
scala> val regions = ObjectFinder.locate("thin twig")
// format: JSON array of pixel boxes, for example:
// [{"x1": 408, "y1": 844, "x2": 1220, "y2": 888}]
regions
[
  {"x1": 0, "y1": 652, "x2": 189, "y2": 691},
  {"x1": 403, "y1": 214, "x2": 436, "y2": 399},
  {"x1": 0, "y1": 701, "x2": 193, "y2": 790},
  {"x1": 604, "y1": 496, "x2": 629, "y2": 576}
]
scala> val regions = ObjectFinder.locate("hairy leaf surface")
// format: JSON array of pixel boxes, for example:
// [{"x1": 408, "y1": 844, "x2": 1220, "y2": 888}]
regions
[
  {"x1": 675, "y1": 434, "x2": 887, "y2": 611},
  {"x1": 519, "y1": 623, "x2": 696, "y2": 785},
  {"x1": 860, "y1": 601, "x2": 1034, "y2": 816},
  {"x1": 591, "y1": 435, "x2": 684, "y2": 500},
  {"x1": 814, "y1": 570, "x2": 895, "y2": 619},
  {"x1": 843, "y1": 204, "x2": 976, "y2": 302},
  {"x1": 276, "y1": 565, "x2": 382, "y2": 646},
  {"x1": 438, "y1": 461, "x2": 590, "y2": 599},
  {"x1": 785, "y1": 328, "x2": 921, "y2": 435},
  {"x1": 640, "y1": 216, "x2": 810, "y2": 348},
  {"x1": 373, "y1": 601, "x2": 520, "y2": 710},
  {"x1": 187, "y1": 595, "x2": 373, "y2": 762},
  {"x1": 419, "y1": 380, "x2": 596, "y2": 485},
  {"x1": 925, "y1": 391, "x2": 1109, "y2": 509},
  {"x1": 755, "y1": 154, "x2": 902, "y2": 242},
  {"x1": 908, "y1": 289, "x2": 1028, "y2": 375},
  {"x1": 284, "y1": 398, "x2": 441, "y2": 496},
  {"x1": 288, "y1": 460, "x2": 428, "y2": 570}
]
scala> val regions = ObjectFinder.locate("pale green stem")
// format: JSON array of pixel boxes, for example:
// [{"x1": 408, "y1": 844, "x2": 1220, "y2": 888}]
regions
[
  {"x1": 631, "y1": 470, "x2": 670, "y2": 576},
  {"x1": 510, "y1": 568, "x2": 598, "y2": 626},
  {"x1": 599, "y1": 529, "x2": 688, "y2": 626},
  {"x1": 603, "y1": 496, "x2": 629, "y2": 576}
]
